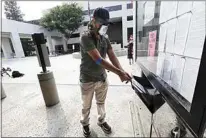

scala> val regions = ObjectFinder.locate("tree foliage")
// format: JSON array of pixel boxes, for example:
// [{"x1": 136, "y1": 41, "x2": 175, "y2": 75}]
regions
[
  {"x1": 4, "y1": 1, "x2": 24, "y2": 21},
  {"x1": 40, "y1": 3, "x2": 84, "y2": 41}
]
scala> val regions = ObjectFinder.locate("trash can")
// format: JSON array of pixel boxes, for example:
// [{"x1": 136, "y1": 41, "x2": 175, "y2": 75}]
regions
[{"x1": 38, "y1": 71, "x2": 59, "y2": 107}]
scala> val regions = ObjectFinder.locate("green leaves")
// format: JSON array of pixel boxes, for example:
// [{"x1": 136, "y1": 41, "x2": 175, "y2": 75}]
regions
[
  {"x1": 4, "y1": 1, "x2": 24, "y2": 21},
  {"x1": 40, "y1": 2, "x2": 84, "y2": 40}
]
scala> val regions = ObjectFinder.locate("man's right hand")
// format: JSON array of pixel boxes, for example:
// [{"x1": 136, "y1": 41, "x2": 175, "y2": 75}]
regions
[{"x1": 118, "y1": 70, "x2": 132, "y2": 82}]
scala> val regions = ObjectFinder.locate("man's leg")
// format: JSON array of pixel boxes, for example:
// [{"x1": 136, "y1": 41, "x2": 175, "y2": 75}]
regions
[
  {"x1": 80, "y1": 82, "x2": 95, "y2": 137},
  {"x1": 95, "y1": 80, "x2": 111, "y2": 134}
]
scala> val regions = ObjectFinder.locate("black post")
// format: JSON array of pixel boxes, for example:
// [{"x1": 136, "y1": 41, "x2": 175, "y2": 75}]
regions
[{"x1": 32, "y1": 33, "x2": 47, "y2": 73}]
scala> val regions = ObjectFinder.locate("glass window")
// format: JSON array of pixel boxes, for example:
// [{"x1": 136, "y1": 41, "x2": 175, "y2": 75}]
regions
[
  {"x1": 127, "y1": 16, "x2": 133, "y2": 21},
  {"x1": 127, "y1": 3, "x2": 133, "y2": 9},
  {"x1": 134, "y1": 1, "x2": 206, "y2": 109},
  {"x1": 70, "y1": 33, "x2": 80, "y2": 38},
  {"x1": 133, "y1": 1, "x2": 206, "y2": 137},
  {"x1": 83, "y1": 22, "x2": 89, "y2": 26},
  {"x1": 105, "y1": 5, "x2": 122, "y2": 12},
  {"x1": 83, "y1": 5, "x2": 122, "y2": 15}
]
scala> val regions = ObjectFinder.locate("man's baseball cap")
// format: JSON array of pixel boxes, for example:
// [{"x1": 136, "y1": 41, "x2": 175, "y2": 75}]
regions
[{"x1": 93, "y1": 7, "x2": 112, "y2": 25}]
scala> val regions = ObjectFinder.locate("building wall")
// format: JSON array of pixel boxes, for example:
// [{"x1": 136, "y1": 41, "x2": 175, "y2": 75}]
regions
[
  {"x1": 51, "y1": 36, "x2": 68, "y2": 53},
  {"x1": 67, "y1": 37, "x2": 80, "y2": 45},
  {"x1": 2, "y1": 19, "x2": 65, "y2": 58},
  {"x1": 122, "y1": 3, "x2": 128, "y2": 47},
  {"x1": 2, "y1": 19, "x2": 62, "y2": 37},
  {"x1": 67, "y1": 2, "x2": 134, "y2": 49},
  {"x1": 2, "y1": 2, "x2": 134, "y2": 58},
  {"x1": 51, "y1": 37, "x2": 64, "y2": 46}
]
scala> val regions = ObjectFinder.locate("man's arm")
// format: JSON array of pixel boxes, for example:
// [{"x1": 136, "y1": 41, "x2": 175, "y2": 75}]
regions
[
  {"x1": 87, "y1": 48, "x2": 122, "y2": 76},
  {"x1": 87, "y1": 49, "x2": 130, "y2": 82}
]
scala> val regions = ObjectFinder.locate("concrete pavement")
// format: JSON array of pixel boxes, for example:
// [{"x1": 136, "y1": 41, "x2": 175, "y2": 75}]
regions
[
  {"x1": 2, "y1": 55, "x2": 139, "y2": 137},
  {"x1": 2, "y1": 55, "x2": 133, "y2": 85},
  {"x1": 1, "y1": 54, "x2": 197, "y2": 137},
  {"x1": 2, "y1": 83, "x2": 137, "y2": 137}
]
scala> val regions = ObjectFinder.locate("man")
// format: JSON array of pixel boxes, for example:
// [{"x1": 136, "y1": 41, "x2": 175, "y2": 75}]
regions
[{"x1": 80, "y1": 7, "x2": 132, "y2": 137}]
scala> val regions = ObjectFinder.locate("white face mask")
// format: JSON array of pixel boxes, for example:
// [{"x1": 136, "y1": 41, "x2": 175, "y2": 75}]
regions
[{"x1": 98, "y1": 25, "x2": 108, "y2": 36}]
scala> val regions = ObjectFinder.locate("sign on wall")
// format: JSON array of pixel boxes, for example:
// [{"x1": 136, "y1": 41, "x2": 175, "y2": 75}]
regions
[{"x1": 148, "y1": 30, "x2": 157, "y2": 56}]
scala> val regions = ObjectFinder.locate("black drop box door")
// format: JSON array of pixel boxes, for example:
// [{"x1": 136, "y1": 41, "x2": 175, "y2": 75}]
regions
[{"x1": 131, "y1": 75, "x2": 165, "y2": 114}]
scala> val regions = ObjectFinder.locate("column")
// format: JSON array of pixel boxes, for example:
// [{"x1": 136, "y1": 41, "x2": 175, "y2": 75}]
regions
[
  {"x1": 133, "y1": 1, "x2": 137, "y2": 59},
  {"x1": 46, "y1": 36, "x2": 54, "y2": 55},
  {"x1": 10, "y1": 32, "x2": 25, "y2": 58},
  {"x1": 122, "y1": 3, "x2": 128, "y2": 47},
  {"x1": 62, "y1": 37, "x2": 68, "y2": 52},
  {"x1": 2, "y1": 37, "x2": 13, "y2": 59}
]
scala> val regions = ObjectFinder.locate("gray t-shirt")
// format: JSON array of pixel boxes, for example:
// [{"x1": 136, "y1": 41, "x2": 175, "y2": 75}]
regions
[{"x1": 79, "y1": 31, "x2": 111, "y2": 83}]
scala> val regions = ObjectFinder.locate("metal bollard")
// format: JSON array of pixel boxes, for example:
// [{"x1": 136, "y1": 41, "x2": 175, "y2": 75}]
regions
[
  {"x1": 38, "y1": 71, "x2": 59, "y2": 107},
  {"x1": 1, "y1": 87, "x2": 7, "y2": 99}
]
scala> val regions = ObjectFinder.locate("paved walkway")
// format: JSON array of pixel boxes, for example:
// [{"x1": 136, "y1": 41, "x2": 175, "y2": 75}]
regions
[
  {"x1": 2, "y1": 55, "x2": 140, "y2": 137},
  {"x1": 2, "y1": 55, "x2": 133, "y2": 85},
  {"x1": 1, "y1": 54, "x2": 195, "y2": 137},
  {"x1": 2, "y1": 83, "x2": 138, "y2": 137}
]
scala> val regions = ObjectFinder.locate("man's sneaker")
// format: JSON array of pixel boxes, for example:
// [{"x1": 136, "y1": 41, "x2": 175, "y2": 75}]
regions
[
  {"x1": 98, "y1": 122, "x2": 112, "y2": 134},
  {"x1": 83, "y1": 125, "x2": 91, "y2": 137}
]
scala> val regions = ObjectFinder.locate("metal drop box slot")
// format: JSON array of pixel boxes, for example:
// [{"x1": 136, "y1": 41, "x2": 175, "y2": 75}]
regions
[{"x1": 131, "y1": 74, "x2": 165, "y2": 114}]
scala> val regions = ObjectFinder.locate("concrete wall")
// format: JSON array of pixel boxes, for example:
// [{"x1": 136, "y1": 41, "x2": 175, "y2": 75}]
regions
[
  {"x1": 47, "y1": 36, "x2": 67, "y2": 53},
  {"x1": 126, "y1": 20, "x2": 133, "y2": 28},
  {"x1": 122, "y1": 3, "x2": 128, "y2": 47},
  {"x1": 122, "y1": 4, "x2": 134, "y2": 46},
  {"x1": 67, "y1": 37, "x2": 80, "y2": 44},
  {"x1": 19, "y1": 33, "x2": 32, "y2": 39},
  {"x1": 46, "y1": 36, "x2": 54, "y2": 53},
  {"x1": 144, "y1": 1, "x2": 155, "y2": 25},
  {"x1": 68, "y1": 2, "x2": 134, "y2": 48},
  {"x1": 2, "y1": 19, "x2": 62, "y2": 37},
  {"x1": 2, "y1": 2, "x2": 134, "y2": 58},
  {"x1": 51, "y1": 37, "x2": 63, "y2": 46},
  {"x1": 2, "y1": 19, "x2": 65, "y2": 58},
  {"x1": 73, "y1": 25, "x2": 87, "y2": 34},
  {"x1": 66, "y1": 25, "x2": 87, "y2": 45}
]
